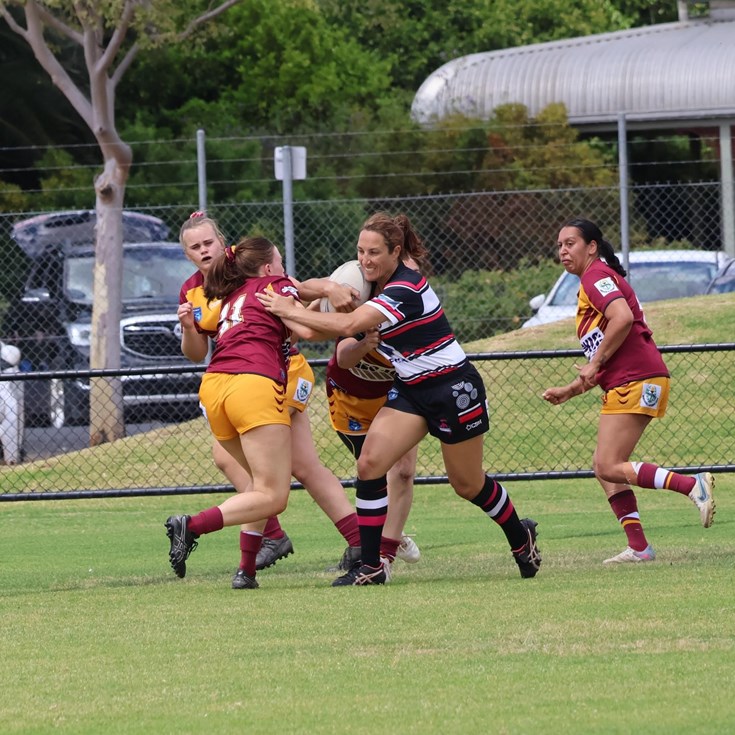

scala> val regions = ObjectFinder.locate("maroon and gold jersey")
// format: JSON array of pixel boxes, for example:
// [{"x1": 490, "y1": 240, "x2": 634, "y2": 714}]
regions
[
  {"x1": 326, "y1": 338, "x2": 395, "y2": 400},
  {"x1": 577, "y1": 260, "x2": 669, "y2": 391},
  {"x1": 179, "y1": 271, "x2": 220, "y2": 337},
  {"x1": 206, "y1": 275, "x2": 300, "y2": 384}
]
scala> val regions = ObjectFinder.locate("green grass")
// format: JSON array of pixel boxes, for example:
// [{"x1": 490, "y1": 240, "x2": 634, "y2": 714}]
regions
[{"x1": 1, "y1": 480, "x2": 734, "y2": 734}]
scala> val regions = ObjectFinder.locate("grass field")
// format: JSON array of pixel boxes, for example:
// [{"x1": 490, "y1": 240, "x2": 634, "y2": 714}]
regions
[
  {"x1": 2, "y1": 476, "x2": 734, "y2": 734},
  {"x1": 1, "y1": 293, "x2": 734, "y2": 733}
]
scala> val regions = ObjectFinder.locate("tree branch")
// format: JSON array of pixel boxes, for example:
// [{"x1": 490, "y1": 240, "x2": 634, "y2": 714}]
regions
[
  {"x1": 97, "y1": 0, "x2": 137, "y2": 74},
  {"x1": 35, "y1": 3, "x2": 83, "y2": 44},
  {"x1": 0, "y1": 5, "x2": 29, "y2": 40},
  {"x1": 9, "y1": 1, "x2": 94, "y2": 129},
  {"x1": 111, "y1": 41, "x2": 140, "y2": 89},
  {"x1": 177, "y1": 0, "x2": 241, "y2": 41}
]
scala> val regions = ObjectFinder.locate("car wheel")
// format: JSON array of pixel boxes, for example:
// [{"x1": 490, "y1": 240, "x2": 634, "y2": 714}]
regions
[{"x1": 49, "y1": 378, "x2": 66, "y2": 429}]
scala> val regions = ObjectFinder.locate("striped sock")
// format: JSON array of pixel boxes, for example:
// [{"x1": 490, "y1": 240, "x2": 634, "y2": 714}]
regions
[
  {"x1": 631, "y1": 462, "x2": 696, "y2": 495},
  {"x1": 355, "y1": 476, "x2": 387, "y2": 567},
  {"x1": 608, "y1": 489, "x2": 648, "y2": 552},
  {"x1": 470, "y1": 475, "x2": 526, "y2": 550}
]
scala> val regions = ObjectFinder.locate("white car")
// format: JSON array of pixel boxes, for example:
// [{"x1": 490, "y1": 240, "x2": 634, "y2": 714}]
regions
[{"x1": 522, "y1": 249, "x2": 730, "y2": 328}]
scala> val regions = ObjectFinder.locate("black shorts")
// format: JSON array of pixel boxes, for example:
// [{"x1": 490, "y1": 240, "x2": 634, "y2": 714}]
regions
[
  {"x1": 337, "y1": 431, "x2": 366, "y2": 460},
  {"x1": 385, "y1": 363, "x2": 490, "y2": 444}
]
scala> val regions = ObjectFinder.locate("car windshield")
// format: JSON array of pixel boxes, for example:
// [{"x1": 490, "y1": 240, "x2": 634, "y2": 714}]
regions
[
  {"x1": 549, "y1": 261, "x2": 719, "y2": 306},
  {"x1": 65, "y1": 246, "x2": 193, "y2": 304}
]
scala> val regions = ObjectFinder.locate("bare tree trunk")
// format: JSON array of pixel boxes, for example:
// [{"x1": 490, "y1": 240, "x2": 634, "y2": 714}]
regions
[{"x1": 89, "y1": 157, "x2": 128, "y2": 445}]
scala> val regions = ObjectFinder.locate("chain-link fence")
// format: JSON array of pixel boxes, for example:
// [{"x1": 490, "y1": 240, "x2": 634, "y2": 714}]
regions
[
  {"x1": 0, "y1": 180, "x2": 732, "y2": 495},
  {"x1": 0, "y1": 344, "x2": 732, "y2": 499}
]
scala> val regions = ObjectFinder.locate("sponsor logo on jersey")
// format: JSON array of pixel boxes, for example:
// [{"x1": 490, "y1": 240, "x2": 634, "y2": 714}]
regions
[
  {"x1": 375, "y1": 294, "x2": 402, "y2": 310},
  {"x1": 593, "y1": 277, "x2": 619, "y2": 296},
  {"x1": 580, "y1": 326, "x2": 604, "y2": 360},
  {"x1": 641, "y1": 382, "x2": 662, "y2": 409},
  {"x1": 348, "y1": 418, "x2": 363, "y2": 432},
  {"x1": 193, "y1": 306, "x2": 203, "y2": 322},
  {"x1": 282, "y1": 284, "x2": 299, "y2": 298}
]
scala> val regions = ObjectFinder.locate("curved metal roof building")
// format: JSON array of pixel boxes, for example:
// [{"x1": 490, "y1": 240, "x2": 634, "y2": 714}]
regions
[{"x1": 411, "y1": 6, "x2": 735, "y2": 130}]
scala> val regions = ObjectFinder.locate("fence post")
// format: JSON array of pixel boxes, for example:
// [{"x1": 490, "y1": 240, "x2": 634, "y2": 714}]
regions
[
  {"x1": 618, "y1": 112, "x2": 630, "y2": 276},
  {"x1": 274, "y1": 146, "x2": 307, "y2": 278},
  {"x1": 720, "y1": 122, "x2": 735, "y2": 257},
  {"x1": 196, "y1": 129, "x2": 207, "y2": 212}
]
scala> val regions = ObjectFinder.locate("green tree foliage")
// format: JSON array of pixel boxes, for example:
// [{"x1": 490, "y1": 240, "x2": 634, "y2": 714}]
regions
[
  {"x1": 120, "y1": 0, "x2": 393, "y2": 137},
  {"x1": 316, "y1": 0, "x2": 676, "y2": 91}
]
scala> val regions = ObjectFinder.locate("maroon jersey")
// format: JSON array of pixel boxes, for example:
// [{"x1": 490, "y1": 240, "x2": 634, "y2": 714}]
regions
[
  {"x1": 207, "y1": 275, "x2": 300, "y2": 384},
  {"x1": 577, "y1": 259, "x2": 669, "y2": 391},
  {"x1": 326, "y1": 337, "x2": 396, "y2": 400}
]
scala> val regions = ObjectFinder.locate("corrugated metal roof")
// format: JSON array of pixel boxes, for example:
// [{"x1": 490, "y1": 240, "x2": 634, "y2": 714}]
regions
[{"x1": 411, "y1": 16, "x2": 735, "y2": 129}]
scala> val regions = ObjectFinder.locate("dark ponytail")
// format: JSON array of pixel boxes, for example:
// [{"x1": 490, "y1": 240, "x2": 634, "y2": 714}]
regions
[{"x1": 562, "y1": 217, "x2": 627, "y2": 277}]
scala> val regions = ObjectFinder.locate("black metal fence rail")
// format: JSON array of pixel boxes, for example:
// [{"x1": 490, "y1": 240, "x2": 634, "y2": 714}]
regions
[{"x1": 1, "y1": 344, "x2": 733, "y2": 501}]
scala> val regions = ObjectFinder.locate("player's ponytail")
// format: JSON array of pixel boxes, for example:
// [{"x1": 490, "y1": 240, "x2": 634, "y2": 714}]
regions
[{"x1": 204, "y1": 236, "x2": 277, "y2": 302}]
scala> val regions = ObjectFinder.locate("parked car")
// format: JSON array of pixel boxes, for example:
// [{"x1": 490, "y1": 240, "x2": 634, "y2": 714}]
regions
[
  {"x1": 522, "y1": 249, "x2": 730, "y2": 328},
  {"x1": 704, "y1": 257, "x2": 735, "y2": 294},
  {"x1": 2, "y1": 210, "x2": 202, "y2": 427}
]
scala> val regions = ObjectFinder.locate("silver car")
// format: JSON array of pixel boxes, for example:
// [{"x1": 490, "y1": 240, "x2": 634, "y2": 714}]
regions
[{"x1": 522, "y1": 249, "x2": 730, "y2": 328}]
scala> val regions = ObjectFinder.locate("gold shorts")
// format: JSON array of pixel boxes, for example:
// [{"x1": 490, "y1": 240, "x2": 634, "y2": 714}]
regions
[
  {"x1": 601, "y1": 376, "x2": 670, "y2": 418},
  {"x1": 328, "y1": 389, "x2": 387, "y2": 435},
  {"x1": 199, "y1": 373, "x2": 290, "y2": 441},
  {"x1": 286, "y1": 353, "x2": 314, "y2": 413}
]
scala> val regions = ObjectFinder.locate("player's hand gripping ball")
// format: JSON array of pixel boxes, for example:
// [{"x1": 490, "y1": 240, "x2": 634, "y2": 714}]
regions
[{"x1": 320, "y1": 260, "x2": 372, "y2": 312}]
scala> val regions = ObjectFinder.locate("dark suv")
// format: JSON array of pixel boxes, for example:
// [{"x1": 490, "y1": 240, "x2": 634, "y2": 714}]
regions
[{"x1": 3, "y1": 210, "x2": 202, "y2": 427}]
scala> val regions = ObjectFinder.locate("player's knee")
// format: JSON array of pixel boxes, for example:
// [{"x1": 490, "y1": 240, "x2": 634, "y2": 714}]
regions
[
  {"x1": 356, "y1": 454, "x2": 381, "y2": 481},
  {"x1": 391, "y1": 465, "x2": 415, "y2": 487},
  {"x1": 594, "y1": 459, "x2": 617, "y2": 483}
]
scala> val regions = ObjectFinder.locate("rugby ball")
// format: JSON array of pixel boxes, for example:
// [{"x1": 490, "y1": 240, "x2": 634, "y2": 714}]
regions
[{"x1": 319, "y1": 260, "x2": 372, "y2": 312}]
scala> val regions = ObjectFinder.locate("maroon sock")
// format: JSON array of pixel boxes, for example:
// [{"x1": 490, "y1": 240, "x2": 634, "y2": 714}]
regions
[
  {"x1": 380, "y1": 535, "x2": 400, "y2": 563},
  {"x1": 608, "y1": 489, "x2": 648, "y2": 552},
  {"x1": 335, "y1": 512, "x2": 361, "y2": 547},
  {"x1": 263, "y1": 516, "x2": 285, "y2": 539},
  {"x1": 188, "y1": 506, "x2": 224, "y2": 536},
  {"x1": 239, "y1": 531, "x2": 262, "y2": 578},
  {"x1": 634, "y1": 462, "x2": 696, "y2": 494}
]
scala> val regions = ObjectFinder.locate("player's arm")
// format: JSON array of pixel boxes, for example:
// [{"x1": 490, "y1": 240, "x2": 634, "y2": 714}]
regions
[
  {"x1": 337, "y1": 328, "x2": 381, "y2": 369},
  {"x1": 542, "y1": 376, "x2": 587, "y2": 405},
  {"x1": 291, "y1": 276, "x2": 357, "y2": 312},
  {"x1": 258, "y1": 291, "x2": 384, "y2": 338},
  {"x1": 177, "y1": 301, "x2": 209, "y2": 363},
  {"x1": 279, "y1": 298, "x2": 334, "y2": 342}
]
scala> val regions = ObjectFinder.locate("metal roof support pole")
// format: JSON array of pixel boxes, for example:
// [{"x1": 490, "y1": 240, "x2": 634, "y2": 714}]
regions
[
  {"x1": 617, "y1": 113, "x2": 630, "y2": 276},
  {"x1": 719, "y1": 122, "x2": 735, "y2": 257},
  {"x1": 196, "y1": 129, "x2": 207, "y2": 213}
]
